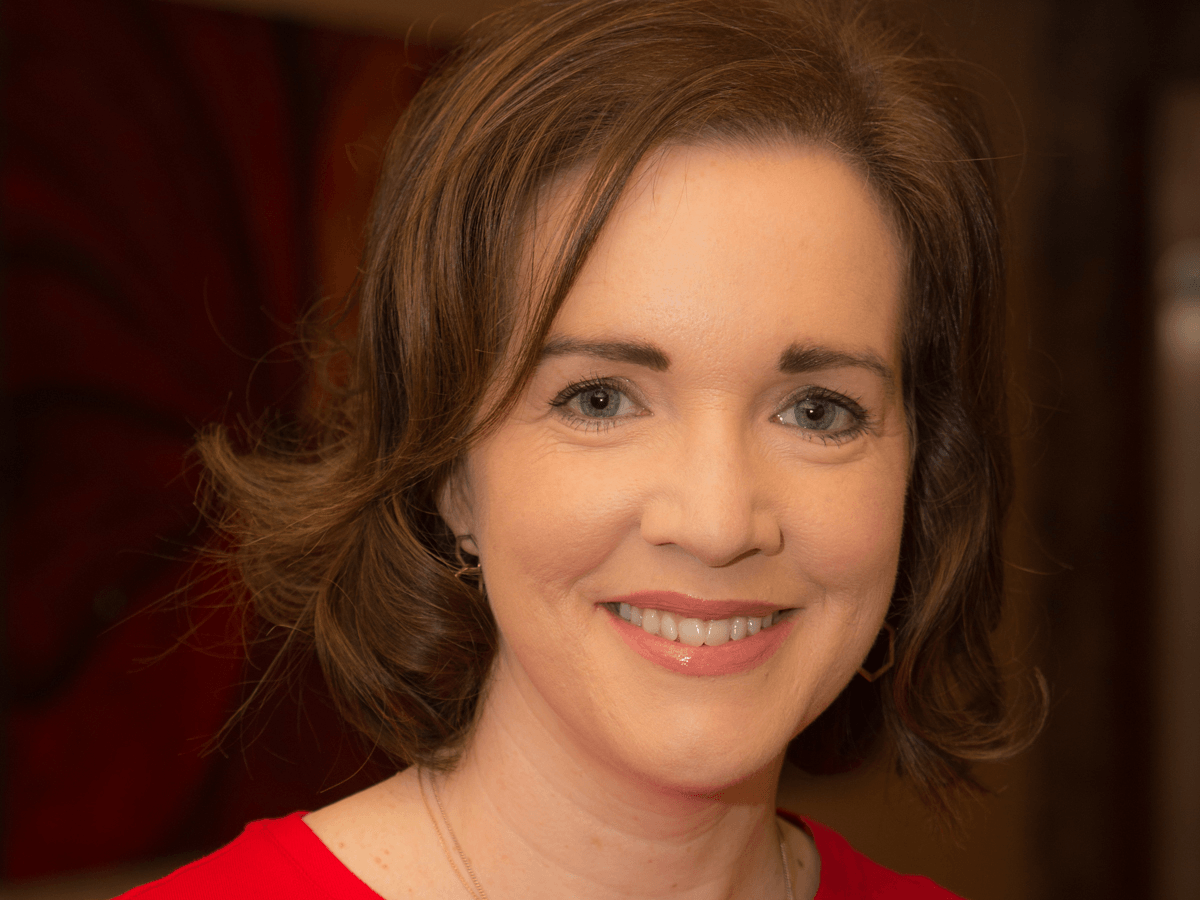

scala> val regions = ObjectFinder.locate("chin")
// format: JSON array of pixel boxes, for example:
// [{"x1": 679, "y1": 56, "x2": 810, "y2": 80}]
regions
[
  {"x1": 595, "y1": 700, "x2": 802, "y2": 796},
  {"x1": 626, "y1": 742, "x2": 784, "y2": 797}
]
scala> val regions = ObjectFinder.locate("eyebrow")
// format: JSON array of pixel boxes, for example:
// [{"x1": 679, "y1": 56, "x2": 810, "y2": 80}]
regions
[
  {"x1": 778, "y1": 343, "x2": 896, "y2": 389},
  {"x1": 538, "y1": 335, "x2": 895, "y2": 387},
  {"x1": 539, "y1": 337, "x2": 671, "y2": 371}
]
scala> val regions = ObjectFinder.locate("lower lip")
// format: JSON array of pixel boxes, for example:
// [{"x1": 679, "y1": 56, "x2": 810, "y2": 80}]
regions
[{"x1": 606, "y1": 609, "x2": 794, "y2": 676}]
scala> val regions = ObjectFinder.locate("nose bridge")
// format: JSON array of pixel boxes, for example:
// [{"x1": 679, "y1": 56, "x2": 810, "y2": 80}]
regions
[{"x1": 641, "y1": 406, "x2": 780, "y2": 565}]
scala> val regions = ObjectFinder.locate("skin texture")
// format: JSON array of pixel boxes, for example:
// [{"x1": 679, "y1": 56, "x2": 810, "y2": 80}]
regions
[{"x1": 306, "y1": 142, "x2": 909, "y2": 900}]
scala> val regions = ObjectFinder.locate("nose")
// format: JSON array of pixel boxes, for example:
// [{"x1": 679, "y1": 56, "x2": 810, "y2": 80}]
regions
[{"x1": 638, "y1": 416, "x2": 783, "y2": 567}]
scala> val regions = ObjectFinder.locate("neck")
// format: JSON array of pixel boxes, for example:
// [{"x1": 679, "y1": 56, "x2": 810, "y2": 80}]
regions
[{"x1": 436, "y1": 656, "x2": 793, "y2": 900}]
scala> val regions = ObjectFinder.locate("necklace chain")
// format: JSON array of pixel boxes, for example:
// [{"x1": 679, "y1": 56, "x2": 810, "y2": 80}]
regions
[
  {"x1": 779, "y1": 829, "x2": 796, "y2": 900},
  {"x1": 419, "y1": 768, "x2": 489, "y2": 900},
  {"x1": 419, "y1": 768, "x2": 795, "y2": 900}
]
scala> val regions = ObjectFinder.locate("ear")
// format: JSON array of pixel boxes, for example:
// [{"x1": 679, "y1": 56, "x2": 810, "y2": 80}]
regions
[{"x1": 435, "y1": 464, "x2": 477, "y2": 552}]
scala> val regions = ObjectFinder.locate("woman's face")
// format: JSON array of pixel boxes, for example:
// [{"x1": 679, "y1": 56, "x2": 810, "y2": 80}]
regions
[{"x1": 443, "y1": 142, "x2": 909, "y2": 791}]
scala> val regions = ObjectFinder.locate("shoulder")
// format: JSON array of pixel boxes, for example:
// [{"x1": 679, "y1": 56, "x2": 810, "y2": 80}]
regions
[
  {"x1": 778, "y1": 810, "x2": 964, "y2": 900},
  {"x1": 118, "y1": 812, "x2": 382, "y2": 900}
]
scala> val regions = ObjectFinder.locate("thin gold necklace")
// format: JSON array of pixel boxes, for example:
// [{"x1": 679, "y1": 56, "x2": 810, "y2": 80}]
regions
[
  {"x1": 780, "y1": 828, "x2": 795, "y2": 900},
  {"x1": 419, "y1": 768, "x2": 489, "y2": 900},
  {"x1": 418, "y1": 768, "x2": 795, "y2": 900}
]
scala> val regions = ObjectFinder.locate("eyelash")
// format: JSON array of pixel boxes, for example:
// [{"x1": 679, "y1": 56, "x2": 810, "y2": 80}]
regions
[
  {"x1": 549, "y1": 378, "x2": 872, "y2": 443},
  {"x1": 549, "y1": 377, "x2": 639, "y2": 432},
  {"x1": 774, "y1": 386, "x2": 872, "y2": 446}
]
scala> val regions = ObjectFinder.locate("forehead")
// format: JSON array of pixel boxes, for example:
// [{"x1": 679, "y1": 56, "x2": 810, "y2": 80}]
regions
[{"x1": 533, "y1": 142, "x2": 904, "y2": 371}]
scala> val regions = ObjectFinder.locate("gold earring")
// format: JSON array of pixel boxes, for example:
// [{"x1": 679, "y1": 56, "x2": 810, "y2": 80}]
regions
[
  {"x1": 453, "y1": 535, "x2": 481, "y2": 581},
  {"x1": 856, "y1": 622, "x2": 896, "y2": 682}
]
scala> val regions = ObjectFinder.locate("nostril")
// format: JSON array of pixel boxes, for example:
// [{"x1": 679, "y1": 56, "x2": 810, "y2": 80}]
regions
[
  {"x1": 640, "y1": 506, "x2": 780, "y2": 567},
  {"x1": 638, "y1": 435, "x2": 783, "y2": 563}
]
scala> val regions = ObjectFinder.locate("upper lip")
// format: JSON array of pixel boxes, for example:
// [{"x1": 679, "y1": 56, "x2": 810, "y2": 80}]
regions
[{"x1": 600, "y1": 590, "x2": 787, "y2": 619}]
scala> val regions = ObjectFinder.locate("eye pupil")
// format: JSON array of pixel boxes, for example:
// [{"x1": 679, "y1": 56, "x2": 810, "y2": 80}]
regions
[
  {"x1": 578, "y1": 387, "x2": 622, "y2": 417},
  {"x1": 793, "y1": 398, "x2": 840, "y2": 430}
]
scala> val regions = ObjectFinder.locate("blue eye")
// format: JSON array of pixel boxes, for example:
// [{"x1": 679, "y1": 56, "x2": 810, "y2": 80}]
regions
[
  {"x1": 791, "y1": 398, "x2": 847, "y2": 430},
  {"x1": 550, "y1": 379, "x2": 642, "y2": 429},
  {"x1": 774, "y1": 389, "x2": 867, "y2": 442},
  {"x1": 573, "y1": 386, "x2": 624, "y2": 418}
]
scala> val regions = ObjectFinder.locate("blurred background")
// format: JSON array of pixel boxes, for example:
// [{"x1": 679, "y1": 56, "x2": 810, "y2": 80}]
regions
[{"x1": 0, "y1": 0, "x2": 1197, "y2": 897}]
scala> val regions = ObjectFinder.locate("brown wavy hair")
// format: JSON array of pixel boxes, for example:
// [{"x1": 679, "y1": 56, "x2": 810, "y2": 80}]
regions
[{"x1": 199, "y1": 0, "x2": 1044, "y2": 819}]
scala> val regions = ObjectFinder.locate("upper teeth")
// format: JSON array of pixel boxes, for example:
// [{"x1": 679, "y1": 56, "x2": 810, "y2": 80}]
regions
[{"x1": 614, "y1": 603, "x2": 785, "y2": 647}]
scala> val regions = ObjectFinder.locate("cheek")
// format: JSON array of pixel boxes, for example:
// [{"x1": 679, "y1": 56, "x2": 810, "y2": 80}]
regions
[
  {"x1": 784, "y1": 455, "x2": 908, "y2": 598},
  {"x1": 473, "y1": 441, "x2": 641, "y2": 597}
]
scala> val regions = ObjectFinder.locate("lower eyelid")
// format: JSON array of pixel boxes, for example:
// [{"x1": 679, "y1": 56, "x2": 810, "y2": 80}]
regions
[
  {"x1": 551, "y1": 381, "x2": 646, "y2": 425},
  {"x1": 552, "y1": 383, "x2": 871, "y2": 441},
  {"x1": 773, "y1": 399, "x2": 868, "y2": 439}
]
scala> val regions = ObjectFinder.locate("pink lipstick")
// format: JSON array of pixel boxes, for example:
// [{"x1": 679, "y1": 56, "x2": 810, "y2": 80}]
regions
[{"x1": 601, "y1": 591, "x2": 795, "y2": 677}]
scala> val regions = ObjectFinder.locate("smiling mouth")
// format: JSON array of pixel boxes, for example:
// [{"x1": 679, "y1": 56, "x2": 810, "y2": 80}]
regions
[{"x1": 602, "y1": 601, "x2": 795, "y2": 647}]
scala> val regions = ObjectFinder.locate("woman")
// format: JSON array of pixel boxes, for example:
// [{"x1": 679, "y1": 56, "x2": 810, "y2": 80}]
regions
[{"x1": 128, "y1": 0, "x2": 1041, "y2": 897}]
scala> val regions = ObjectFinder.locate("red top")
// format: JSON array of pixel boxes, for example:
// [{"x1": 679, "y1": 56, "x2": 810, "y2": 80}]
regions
[{"x1": 122, "y1": 810, "x2": 961, "y2": 899}]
